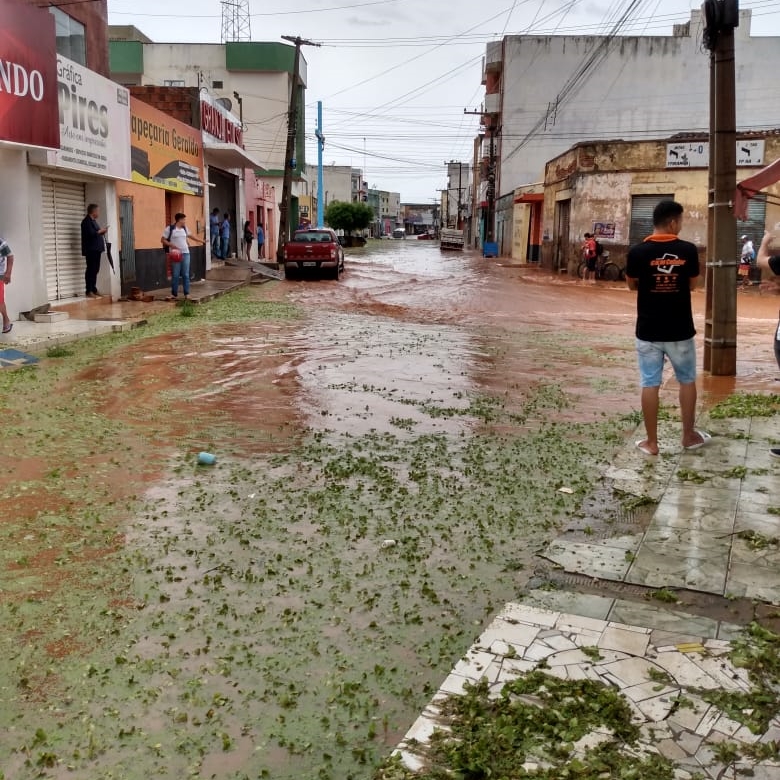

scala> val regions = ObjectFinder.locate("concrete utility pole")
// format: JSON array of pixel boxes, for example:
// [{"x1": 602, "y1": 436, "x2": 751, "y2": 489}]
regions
[
  {"x1": 276, "y1": 36, "x2": 320, "y2": 264},
  {"x1": 702, "y1": 0, "x2": 739, "y2": 376},
  {"x1": 457, "y1": 162, "x2": 463, "y2": 231},
  {"x1": 316, "y1": 101, "x2": 325, "y2": 228},
  {"x1": 485, "y1": 127, "x2": 500, "y2": 243}
]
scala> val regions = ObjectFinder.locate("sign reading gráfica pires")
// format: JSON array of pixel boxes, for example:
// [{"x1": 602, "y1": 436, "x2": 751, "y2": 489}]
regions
[{"x1": 47, "y1": 56, "x2": 131, "y2": 179}]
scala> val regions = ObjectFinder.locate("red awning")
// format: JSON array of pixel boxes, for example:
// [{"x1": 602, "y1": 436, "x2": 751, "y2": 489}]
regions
[
  {"x1": 734, "y1": 158, "x2": 780, "y2": 220},
  {"x1": 514, "y1": 193, "x2": 544, "y2": 204}
]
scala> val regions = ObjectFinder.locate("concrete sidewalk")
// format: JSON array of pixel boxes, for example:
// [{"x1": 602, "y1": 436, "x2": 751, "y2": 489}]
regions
[
  {"x1": 544, "y1": 413, "x2": 780, "y2": 603},
  {"x1": 391, "y1": 414, "x2": 780, "y2": 779},
  {"x1": 0, "y1": 269, "x2": 267, "y2": 353}
]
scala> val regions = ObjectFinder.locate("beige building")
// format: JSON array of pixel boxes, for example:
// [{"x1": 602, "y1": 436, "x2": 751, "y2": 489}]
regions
[{"x1": 540, "y1": 132, "x2": 780, "y2": 274}]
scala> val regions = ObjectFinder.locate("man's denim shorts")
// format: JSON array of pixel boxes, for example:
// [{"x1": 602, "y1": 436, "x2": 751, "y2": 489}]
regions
[{"x1": 636, "y1": 337, "x2": 697, "y2": 387}]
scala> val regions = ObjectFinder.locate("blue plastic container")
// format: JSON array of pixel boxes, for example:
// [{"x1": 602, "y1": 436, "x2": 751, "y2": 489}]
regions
[{"x1": 197, "y1": 452, "x2": 216, "y2": 466}]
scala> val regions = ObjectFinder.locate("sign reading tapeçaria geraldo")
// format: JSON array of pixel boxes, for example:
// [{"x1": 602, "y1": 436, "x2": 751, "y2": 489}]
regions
[
  {"x1": 0, "y1": 0, "x2": 59, "y2": 148},
  {"x1": 48, "y1": 55, "x2": 131, "y2": 179},
  {"x1": 130, "y1": 97, "x2": 204, "y2": 195}
]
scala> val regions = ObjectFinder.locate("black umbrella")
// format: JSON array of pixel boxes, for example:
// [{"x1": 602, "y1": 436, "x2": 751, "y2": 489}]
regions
[{"x1": 105, "y1": 242, "x2": 116, "y2": 273}]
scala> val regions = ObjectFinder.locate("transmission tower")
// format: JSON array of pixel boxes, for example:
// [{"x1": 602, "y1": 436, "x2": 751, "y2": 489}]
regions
[{"x1": 221, "y1": 0, "x2": 251, "y2": 43}]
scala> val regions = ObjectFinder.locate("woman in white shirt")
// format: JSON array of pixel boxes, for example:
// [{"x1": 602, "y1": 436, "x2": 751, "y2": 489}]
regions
[{"x1": 161, "y1": 213, "x2": 203, "y2": 299}]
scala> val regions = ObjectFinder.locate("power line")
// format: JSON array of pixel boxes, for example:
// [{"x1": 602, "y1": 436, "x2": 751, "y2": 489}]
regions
[{"x1": 110, "y1": 0, "x2": 410, "y2": 19}]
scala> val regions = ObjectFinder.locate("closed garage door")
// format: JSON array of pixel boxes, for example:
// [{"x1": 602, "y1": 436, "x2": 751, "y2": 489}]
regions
[
  {"x1": 629, "y1": 194, "x2": 673, "y2": 246},
  {"x1": 737, "y1": 196, "x2": 766, "y2": 255},
  {"x1": 42, "y1": 178, "x2": 86, "y2": 300}
]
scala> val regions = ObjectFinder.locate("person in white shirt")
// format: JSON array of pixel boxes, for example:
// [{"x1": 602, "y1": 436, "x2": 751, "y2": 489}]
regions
[
  {"x1": 741, "y1": 235, "x2": 755, "y2": 263},
  {"x1": 161, "y1": 213, "x2": 204, "y2": 299}
]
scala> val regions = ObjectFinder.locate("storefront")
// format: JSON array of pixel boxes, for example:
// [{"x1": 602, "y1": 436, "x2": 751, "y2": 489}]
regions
[
  {"x1": 245, "y1": 175, "x2": 277, "y2": 261},
  {"x1": 115, "y1": 96, "x2": 205, "y2": 293},
  {"x1": 199, "y1": 93, "x2": 261, "y2": 262},
  {"x1": 0, "y1": 0, "x2": 60, "y2": 320},
  {"x1": 28, "y1": 54, "x2": 131, "y2": 301},
  {"x1": 541, "y1": 135, "x2": 780, "y2": 273}
]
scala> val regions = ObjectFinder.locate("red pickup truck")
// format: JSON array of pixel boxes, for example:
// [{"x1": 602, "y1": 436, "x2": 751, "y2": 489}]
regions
[{"x1": 283, "y1": 228, "x2": 345, "y2": 280}]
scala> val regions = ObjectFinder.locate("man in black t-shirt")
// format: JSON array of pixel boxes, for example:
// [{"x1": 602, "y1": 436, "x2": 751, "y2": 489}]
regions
[
  {"x1": 625, "y1": 200, "x2": 709, "y2": 456},
  {"x1": 756, "y1": 230, "x2": 780, "y2": 459}
]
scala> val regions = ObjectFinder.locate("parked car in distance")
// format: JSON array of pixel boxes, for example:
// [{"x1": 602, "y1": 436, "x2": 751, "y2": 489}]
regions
[{"x1": 284, "y1": 228, "x2": 345, "y2": 280}]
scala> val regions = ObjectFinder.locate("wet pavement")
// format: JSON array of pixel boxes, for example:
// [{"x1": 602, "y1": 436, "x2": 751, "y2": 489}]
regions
[
  {"x1": 0, "y1": 269, "x2": 261, "y2": 354},
  {"x1": 3, "y1": 239, "x2": 780, "y2": 779},
  {"x1": 543, "y1": 413, "x2": 780, "y2": 602}
]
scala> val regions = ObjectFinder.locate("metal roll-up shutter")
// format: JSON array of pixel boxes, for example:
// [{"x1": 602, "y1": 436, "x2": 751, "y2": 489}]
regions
[
  {"x1": 736, "y1": 196, "x2": 766, "y2": 255},
  {"x1": 41, "y1": 178, "x2": 86, "y2": 300},
  {"x1": 629, "y1": 194, "x2": 673, "y2": 246}
]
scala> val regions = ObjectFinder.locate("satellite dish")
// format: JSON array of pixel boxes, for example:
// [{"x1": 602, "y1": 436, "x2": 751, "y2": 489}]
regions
[{"x1": 215, "y1": 97, "x2": 232, "y2": 112}]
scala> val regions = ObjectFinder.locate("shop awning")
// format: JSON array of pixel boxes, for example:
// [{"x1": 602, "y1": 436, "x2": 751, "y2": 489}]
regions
[
  {"x1": 204, "y1": 142, "x2": 264, "y2": 171},
  {"x1": 735, "y1": 157, "x2": 780, "y2": 220}
]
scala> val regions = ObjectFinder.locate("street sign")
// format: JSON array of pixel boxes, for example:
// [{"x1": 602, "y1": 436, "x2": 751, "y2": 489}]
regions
[{"x1": 666, "y1": 140, "x2": 765, "y2": 168}]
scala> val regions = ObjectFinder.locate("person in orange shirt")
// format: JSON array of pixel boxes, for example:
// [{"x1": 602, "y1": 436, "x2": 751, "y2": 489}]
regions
[{"x1": 625, "y1": 200, "x2": 709, "y2": 456}]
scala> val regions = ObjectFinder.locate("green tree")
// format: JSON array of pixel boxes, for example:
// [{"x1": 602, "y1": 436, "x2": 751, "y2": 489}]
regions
[{"x1": 324, "y1": 201, "x2": 374, "y2": 236}]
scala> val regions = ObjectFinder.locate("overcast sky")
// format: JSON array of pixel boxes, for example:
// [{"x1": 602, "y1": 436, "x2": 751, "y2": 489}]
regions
[{"x1": 108, "y1": 0, "x2": 780, "y2": 203}]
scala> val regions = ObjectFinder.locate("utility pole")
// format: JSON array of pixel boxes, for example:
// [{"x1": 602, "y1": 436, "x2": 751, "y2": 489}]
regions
[
  {"x1": 316, "y1": 100, "x2": 324, "y2": 228},
  {"x1": 485, "y1": 126, "x2": 500, "y2": 244},
  {"x1": 702, "y1": 0, "x2": 739, "y2": 375},
  {"x1": 464, "y1": 107, "x2": 499, "y2": 247},
  {"x1": 276, "y1": 35, "x2": 320, "y2": 264},
  {"x1": 457, "y1": 162, "x2": 463, "y2": 231}
]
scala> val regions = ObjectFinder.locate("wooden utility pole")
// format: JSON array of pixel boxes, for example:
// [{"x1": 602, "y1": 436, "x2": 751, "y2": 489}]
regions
[
  {"x1": 703, "y1": 0, "x2": 739, "y2": 375},
  {"x1": 276, "y1": 36, "x2": 319, "y2": 264}
]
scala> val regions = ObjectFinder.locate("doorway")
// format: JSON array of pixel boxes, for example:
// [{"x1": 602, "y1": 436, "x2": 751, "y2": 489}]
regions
[{"x1": 119, "y1": 197, "x2": 136, "y2": 290}]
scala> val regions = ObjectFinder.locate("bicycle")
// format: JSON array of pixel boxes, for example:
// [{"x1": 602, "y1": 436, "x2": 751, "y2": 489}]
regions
[{"x1": 577, "y1": 252, "x2": 622, "y2": 282}]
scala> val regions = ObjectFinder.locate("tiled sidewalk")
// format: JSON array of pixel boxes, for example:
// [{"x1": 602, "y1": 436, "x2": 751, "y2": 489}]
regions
[
  {"x1": 543, "y1": 415, "x2": 780, "y2": 603},
  {"x1": 394, "y1": 600, "x2": 778, "y2": 780}
]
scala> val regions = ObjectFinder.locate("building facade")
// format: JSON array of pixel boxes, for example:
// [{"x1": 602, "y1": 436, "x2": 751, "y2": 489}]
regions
[
  {"x1": 127, "y1": 85, "x2": 257, "y2": 265},
  {"x1": 402, "y1": 203, "x2": 439, "y2": 237},
  {"x1": 115, "y1": 96, "x2": 206, "y2": 294},
  {"x1": 480, "y1": 9, "x2": 780, "y2": 250},
  {"x1": 304, "y1": 165, "x2": 355, "y2": 211},
  {"x1": 109, "y1": 30, "x2": 305, "y2": 248},
  {"x1": 540, "y1": 133, "x2": 780, "y2": 273},
  {"x1": 444, "y1": 161, "x2": 471, "y2": 229},
  {"x1": 2, "y1": 0, "x2": 127, "y2": 320}
]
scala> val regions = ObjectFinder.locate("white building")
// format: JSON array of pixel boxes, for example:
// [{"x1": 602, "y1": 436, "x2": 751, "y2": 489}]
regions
[
  {"x1": 304, "y1": 164, "x2": 359, "y2": 210},
  {"x1": 445, "y1": 161, "x2": 470, "y2": 228},
  {"x1": 482, "y1": 9, "x2": 780, "y2": 198}
]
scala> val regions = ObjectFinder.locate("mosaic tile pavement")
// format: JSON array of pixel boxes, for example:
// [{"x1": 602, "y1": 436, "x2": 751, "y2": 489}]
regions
[
  {"x1": 394, "y1": 601, "x2": 779, "y2": 779},
  {"x1": 542, "y1": 415, "x2": 780, "y2": 603}
]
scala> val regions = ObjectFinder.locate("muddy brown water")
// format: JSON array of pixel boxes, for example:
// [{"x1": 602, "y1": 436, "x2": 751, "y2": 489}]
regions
[{"x1": 3, "y1": 240, "x2": 779, "y2": 778}]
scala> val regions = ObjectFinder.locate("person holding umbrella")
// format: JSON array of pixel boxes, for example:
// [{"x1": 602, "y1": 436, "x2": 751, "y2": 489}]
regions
[{"x1": 81, "y1": 204, "x2": 108, "y2": 298}]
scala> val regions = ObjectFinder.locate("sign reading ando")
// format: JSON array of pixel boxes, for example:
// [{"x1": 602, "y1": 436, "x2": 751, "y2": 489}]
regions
[{"x1": 666, "y1": 140, "x2": 765, "y2": 169}]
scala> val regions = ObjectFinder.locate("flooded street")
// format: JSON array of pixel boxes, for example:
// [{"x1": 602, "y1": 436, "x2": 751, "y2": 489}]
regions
[{"x1": 1, "y1": 240, "x2": 779, "y2": 779}]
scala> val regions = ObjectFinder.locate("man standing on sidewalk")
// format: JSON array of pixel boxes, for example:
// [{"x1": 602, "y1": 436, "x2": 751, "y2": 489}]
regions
[
  {"x1": 755, "y1": 230, "x2": 780, "y2": 458},
  {"x1": 0, "y1": 235, "x2": 15, "y2": 334},
  {"x1": 80, "y1": 204, "x2": 108, "y2": 298},
  {"x1": 625, "y1": 200, "x2": 710, "y2": 456},
  {"x1": 209, "y1": 208, "x2": 221, "y2": 258}
]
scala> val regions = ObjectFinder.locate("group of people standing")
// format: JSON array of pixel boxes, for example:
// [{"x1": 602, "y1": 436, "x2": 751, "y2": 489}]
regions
[{"x1": 209, "y1": 208, "x2": 264, "y2": 262}]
